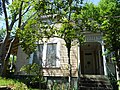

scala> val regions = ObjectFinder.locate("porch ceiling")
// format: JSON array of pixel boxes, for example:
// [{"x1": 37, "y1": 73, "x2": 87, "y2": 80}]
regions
[{"x1": 81, "y1": 42, "x2": 101, "y2": 50}]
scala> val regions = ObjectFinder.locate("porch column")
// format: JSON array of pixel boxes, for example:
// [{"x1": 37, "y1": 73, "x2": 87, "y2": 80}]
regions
[{"x1": 101, "y1": 42, "x2": 107, "y2": 75}]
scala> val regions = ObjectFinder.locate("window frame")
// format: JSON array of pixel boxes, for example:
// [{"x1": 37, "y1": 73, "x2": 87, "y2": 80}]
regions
[{"x1": 29, "y1": 40, "x2": 60, "y2": 68}]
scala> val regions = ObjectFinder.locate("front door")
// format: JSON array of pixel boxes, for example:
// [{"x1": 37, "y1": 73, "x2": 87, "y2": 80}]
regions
[{"x1": 83, "y1": 50, "x2": 95, "y2": 74}]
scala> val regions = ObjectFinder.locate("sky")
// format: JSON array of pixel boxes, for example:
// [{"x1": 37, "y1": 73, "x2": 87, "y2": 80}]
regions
[{"x1": 85, "y1": 0, "x2": 100, "y2": 5}]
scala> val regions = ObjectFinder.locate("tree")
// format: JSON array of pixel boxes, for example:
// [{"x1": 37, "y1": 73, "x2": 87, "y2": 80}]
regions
[
  {"x1": 0, "y1": 0, "x2": 39, "y2": 77},
  {"x1": 81, "y1": 0, "x2": 120, "y2": 81},
  {"x1": 33, "y1": 1, "x2": 105, "y2": 88},
  {"x1": 98, "y1": 0, "x2": 120, "y2": 80},
  {"x1": 30, "y1": 0, "x2": 85, "y2": 89},
  {"x1": 0, "y1": 0, "x2": 9, "y2": 15},
  {"x1": 0, "y1": 28, "x2": 5, "y2": 40}
]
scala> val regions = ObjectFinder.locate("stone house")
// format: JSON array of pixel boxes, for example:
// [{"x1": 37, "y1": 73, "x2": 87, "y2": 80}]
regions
[{"x1": 15, "y1": 31, "x2": 116, "y2": 89}]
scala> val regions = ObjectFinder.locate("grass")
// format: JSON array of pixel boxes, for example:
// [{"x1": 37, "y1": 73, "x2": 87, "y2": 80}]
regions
[{"x1": 0, "y1": 77, "x2": 29, "y2": 90}]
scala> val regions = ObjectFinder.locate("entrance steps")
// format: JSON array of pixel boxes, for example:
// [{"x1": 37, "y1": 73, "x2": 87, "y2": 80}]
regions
[{"x1": 78, "y1": 75, "x2": 113, "y2": 90}]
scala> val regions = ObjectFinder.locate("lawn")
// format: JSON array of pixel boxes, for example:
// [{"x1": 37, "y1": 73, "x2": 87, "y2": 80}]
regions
[{"x1": 0, "y1": 77, "x2": 28, "y2": 90}]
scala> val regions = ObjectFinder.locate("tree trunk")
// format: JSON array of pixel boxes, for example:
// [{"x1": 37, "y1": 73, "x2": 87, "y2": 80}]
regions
[
  {"x1": 0, "y1": 34, "x2": 10, "y2": 76},
  {"x1": 67, "y1": 46, "x2": 72, "y2": 89},
  {"x1": 0, "y1": 0, "x2": 23, "y2": 77},
  {"x1": 0, "y1": 0, "x2": 11, "y2": 77},
  {"x1": 1, "y1": 38, "x2": 17, "y2": 77},
  {"x1": 65, "y1": 39, "x2": 72, "y2": 89},
  {"x1": 1, "y1": 59, "x2": 9, "y2": 77}
]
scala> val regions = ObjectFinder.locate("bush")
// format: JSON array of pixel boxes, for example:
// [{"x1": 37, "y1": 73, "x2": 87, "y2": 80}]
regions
[{"x1": 0, "y1": 77, "x2": 29, "y2": 90}]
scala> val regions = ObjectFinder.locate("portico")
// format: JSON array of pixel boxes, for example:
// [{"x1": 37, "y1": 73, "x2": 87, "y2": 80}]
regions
[{"x1": 79, "y1": 32, "x2": 107, "y2": 75}]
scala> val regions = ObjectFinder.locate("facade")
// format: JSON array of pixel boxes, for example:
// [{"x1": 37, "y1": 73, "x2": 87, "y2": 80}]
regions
[
  {"x1": 15, "y1": 32, "x2": 112, "y2": 89},
  {"x1": 16, "y1": 37, "x2": 78, "y2": 77}
]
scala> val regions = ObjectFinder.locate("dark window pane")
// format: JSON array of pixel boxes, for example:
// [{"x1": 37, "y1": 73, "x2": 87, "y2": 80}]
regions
[{"x1": 33, "y1": 44, "x2": 43, "y2": 65}]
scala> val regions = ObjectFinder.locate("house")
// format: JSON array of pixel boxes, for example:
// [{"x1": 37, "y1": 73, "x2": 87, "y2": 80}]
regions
[{"x1": 15, "y1": 31, "x2": 116, "y2": 89}]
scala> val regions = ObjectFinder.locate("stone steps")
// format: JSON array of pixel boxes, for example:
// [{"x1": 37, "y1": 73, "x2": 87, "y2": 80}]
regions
[{"x1": 78, "y1": 75, "x2": 113, "y2": 90}]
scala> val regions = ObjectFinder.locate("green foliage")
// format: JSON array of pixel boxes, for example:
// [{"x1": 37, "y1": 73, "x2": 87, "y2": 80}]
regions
[
  {"x1": 51, "y1": 83, "x2": 67, "y2": 90},
  {"x1": 81, "y1": 3, "x2": 101, "y2": 32},
  {"x1": 98, "y1": 0, "x2": 117, "y2": 16},
  {"x1": 98, "y1": 0, "x2": 120, "y2": 53},
  {"x1": 20, "y1": 63, "x2": 40, "y2": 75},
  {"x1": 71, "y1": 2, "x2": 101, "y2": 34},
  {"x1": 0, "y1": 28, "x2": 5, "y2": 40},
  {"x1": 80, "y1": 0, "x2": 120, "y2": 57},
  {"x1": 17, "y1": 19, "x2": 39, "y2": 55},
  {"x1": 16, "y1": 0, "x2": 85, "y2": 56},
  {"x1": 0, "y1": 77, "x2": 29, "y2": 90},
  {"x1": 58, "y1": 20, "x2": 76, "y2": 40},
  {"x1": 1, "y1": 0, "x2": 40, "y2": 56},
  {"x1": 20, "y1": 63, "x2": 45, "y2": 83},
  {"x1": 117, "y1": 80, "x2": 120, "y2": 90},
  {"x1": 49, "y1": 82, "x2": 76, "y2": 90}
]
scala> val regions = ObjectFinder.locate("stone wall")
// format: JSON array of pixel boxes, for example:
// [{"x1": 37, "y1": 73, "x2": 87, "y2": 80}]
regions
[{"x1": 15, "y1": 38, "x2": 78, "y2": 77}]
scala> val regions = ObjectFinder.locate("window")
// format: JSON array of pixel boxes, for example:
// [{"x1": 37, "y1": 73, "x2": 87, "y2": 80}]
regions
[
  {"x1": 33, "y1": 44, "x2": 43, "y2": 65},
  {"x1": 29, "y1": 42, "x2": 60, "y2": 67},
  {"x1": 45, "y1": 43, "x2": 57, "y2": 66}
]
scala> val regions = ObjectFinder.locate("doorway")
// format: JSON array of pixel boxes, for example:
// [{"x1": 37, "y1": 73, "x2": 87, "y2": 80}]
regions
[
  {"x1": 80, "y1": 42, "x2": 103, "y2": 75},
  {"x1": 83, "y1": 50, "x2": 95, "y2": 74}
]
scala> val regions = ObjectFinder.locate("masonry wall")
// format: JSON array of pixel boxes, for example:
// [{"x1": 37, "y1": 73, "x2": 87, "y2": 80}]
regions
[
  {"x1": 43, "y1": 39, "x2": 78, "y2": 77},
  {"x1": 15, "y1": 46, "x2": 29, "y2": 75},
  {"x1": 15, "y1": 38, "x2": 78, "y2": 77}
]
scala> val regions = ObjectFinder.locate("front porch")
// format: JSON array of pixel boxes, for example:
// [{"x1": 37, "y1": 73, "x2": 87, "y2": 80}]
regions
[
  {"x1": 77, "y1": 32, "x2": 116, "y2": 90},
  {"x1": 80, "y1": 42, "x2": 104, "y2": 75}
]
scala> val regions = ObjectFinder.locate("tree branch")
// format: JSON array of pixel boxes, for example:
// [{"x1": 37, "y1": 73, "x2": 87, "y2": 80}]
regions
[
  {"x1": 15, "y1": 5, "x2": 31, "y2": 22},
  {"x1": 21, "y1": 12, "x2": 37, "y2": 30},
  {"x1": 2, "y1": 0, "x2": 9, "y2": 33},
  {"x1": 4, "y1": 38, "x2": 17, "y2": 61},
  {"x1": 4, "y1": 1, "x2": 24, "y2": 62},
  {"x1": 18, "y1": 1, "x2": 23, "y2": 28},
  {"x1": 10, "y1": 3, "x2": 31, "y2": 30},
  {"x1": 9, "y1": 13, "x2": 18, "y2": 30},
  {"x1": 22, "y1": 5, "x2": 31, "y2": 16}
]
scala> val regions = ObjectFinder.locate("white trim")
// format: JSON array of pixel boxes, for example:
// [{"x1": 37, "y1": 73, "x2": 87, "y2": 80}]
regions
[
  {"x1": 42, "y1": 43, "x2": 47, "y2": 66},
  {"x1": 56, "y1": 40, "x2": 60, "y2": 67},
  {"x1": 29, "y1": 37, "x2": 61, "y2": 67},
  {"x1": 101, "y1": 42, "x2": 107, "y2": 75},
  {"x1": 42, "y1": 37, "x2": 61, "y2": 67}
]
